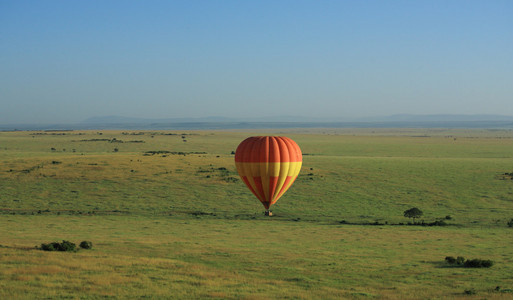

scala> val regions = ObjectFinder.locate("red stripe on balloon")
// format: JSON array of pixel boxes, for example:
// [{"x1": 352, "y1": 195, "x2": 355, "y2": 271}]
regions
[
  {"x1": 269, "y1": 176, "x2": 279, "y2": 201},
  {"x1": 253, "y1": 176, "x2": 265, "y2": 202}
]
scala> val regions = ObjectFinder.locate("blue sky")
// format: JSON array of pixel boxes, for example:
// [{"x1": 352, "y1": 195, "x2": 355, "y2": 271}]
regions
[{"x1": 1, "y1": 0, "x2": 512, "y2": 124}]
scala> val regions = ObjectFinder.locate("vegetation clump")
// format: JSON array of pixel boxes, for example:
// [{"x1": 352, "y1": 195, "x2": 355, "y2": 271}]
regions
[
  {"x1": 445, "y1": 256, "x2": 456, "y2": 264},
  {"x1": 508, "y1": 218, "x2": 513, "y2": 227},
  {"x1": 144, "y1": 151, "x2": 207, "y2": 156},
  {"x1": 79, "y1": 241, "x2": 93, "y2": 249},
  {"x1": 464, "y1": 259, "x2": 494, "y2": 268},
  {"x1": 403, "y1": 207, "x2": 423, "y2": 223},
  {"x1": 499, "y1": 172, "x2": 513, "y2": 180},
  {"x1": 40, "y1": 240, "x2": 77, "y2": 252},
  {"x1": 464, "y1": 288, "x2": 476, "y2": 295},
  {"x1": 445, "y1": 256, "x2": 493, "y2": 268},
  {"x1": 456, "y1": 256, "x2": 466, "y2": 265},
  {"x1": 422, "y1": 219, "x2": 447, "y2": 226},
  {"x1": 39, "y1": 240, "x2": 93, "y2": 251}
]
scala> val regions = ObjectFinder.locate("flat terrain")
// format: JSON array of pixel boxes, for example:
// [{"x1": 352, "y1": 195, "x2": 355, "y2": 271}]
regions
[{"x1": 1, "y1": 129, "x2": 513, "y2": 299}]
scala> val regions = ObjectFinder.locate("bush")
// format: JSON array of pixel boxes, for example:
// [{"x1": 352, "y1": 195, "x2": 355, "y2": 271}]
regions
[
  {"x1": 40, "y1": 240, "x2": 77, "y2": 252},
  {"x1": 424, "y1": 220, "x2": 447, "y2": 226},
  {"x1": 464, "y1": 259, "x2": 493, "y2": 268},
  {"x1": 508, "y1": 219, "x2": 513, "y2": 228},
  {"x1": 445, "y1": 256, "x2": 456, "y2": 264},
  {"x1": 59, "y1": 240, "x2": 76, "y2": 251},
  {"x1": 79, "y1": 241, "x2": 93, "y2": 249},
  {"x1": 40, "y1": 242, "x2": 59, "y2": 251},
  {"x1": 444, "y1": 256, "x2": 493, "y2": 268}
]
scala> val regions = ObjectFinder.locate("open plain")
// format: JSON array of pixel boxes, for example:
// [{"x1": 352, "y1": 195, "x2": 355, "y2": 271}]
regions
[{"x1": 1, "y1": 128, "x2": 513, "y2": 299}]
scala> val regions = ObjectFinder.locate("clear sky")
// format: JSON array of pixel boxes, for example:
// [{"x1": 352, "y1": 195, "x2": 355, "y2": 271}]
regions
[{"x1": 1, "y1": 0, "x2": 512, "y2": 124}]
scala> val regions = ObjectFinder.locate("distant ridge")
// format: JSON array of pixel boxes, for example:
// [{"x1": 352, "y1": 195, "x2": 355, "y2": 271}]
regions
[
  {"x1": 2, "y1": 114, "x2": 513, "y2": 131},
  {"x1": 82, "y1": 114, "x2": 513, "y2": 124},
  {"x1": 361, "y1": 114, "x2": 513, "y2": 122},
  {"x1": 81, "y1": 115, "x2": 329, "y2": 124}
]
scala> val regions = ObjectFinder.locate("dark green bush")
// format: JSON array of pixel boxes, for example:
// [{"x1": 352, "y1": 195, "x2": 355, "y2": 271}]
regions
[
  {"x1": 79, "y1": 241, "x2": 93, "y2": 249},
  {"x1": 59, "y1": 240, "x2": 76, "y2": 251},
  {"x1": 40, "y1": 240, "x2": 76, "y2": 252},
  {"x1": 481, "y1": 260, "x2": 493, "y2": 268},
  {"x1": 40, "y1": 242, "x2": 58, "y2": 251},
  {"x1": 464, "y1": 259, "x2": 493, "y2": 268},
  {"x1": 445, "y1": 256, "x2": 456, "y2": 264},
  {"x1": 424, "y1": 220, "x2": 447, "y2": 226},
  {"x1": 444, "y1": 256, "x2": 493, "y2": 268},
  {"x1": 507, "y1": 219, "x2": 513, "y2": 227}
]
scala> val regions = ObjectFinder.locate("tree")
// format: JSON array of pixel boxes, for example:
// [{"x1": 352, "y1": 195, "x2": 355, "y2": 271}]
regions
[{"x1": 404, "y1": 207, "x2": 423, "y2": 223}]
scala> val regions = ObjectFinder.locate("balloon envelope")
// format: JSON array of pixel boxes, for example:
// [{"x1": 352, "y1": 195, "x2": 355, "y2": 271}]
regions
[{"x1": 235, "y1": 136, "x2": 302, "y2": 209}]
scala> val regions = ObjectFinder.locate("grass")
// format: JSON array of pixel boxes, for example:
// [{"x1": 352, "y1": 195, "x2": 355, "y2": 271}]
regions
[{"x1": 1, "y1": 128, "x2": 513, "y2": 298}]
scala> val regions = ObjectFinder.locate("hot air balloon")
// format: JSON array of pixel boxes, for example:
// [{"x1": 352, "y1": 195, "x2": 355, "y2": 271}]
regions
[{"x1": 235, "y1": 136, "x2": 302, "y2": 216}]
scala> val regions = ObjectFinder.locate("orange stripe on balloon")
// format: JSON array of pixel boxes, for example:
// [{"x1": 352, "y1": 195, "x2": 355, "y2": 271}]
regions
[
  {"x1": 269, "y1": 176, "x2": 279, "y2": 202},
  {"x1": 275, "y1": 176, "x2": 294, "y2": 201},
  {"x1": 235, "y1": 136, "x2": 302, "y2": 163}
]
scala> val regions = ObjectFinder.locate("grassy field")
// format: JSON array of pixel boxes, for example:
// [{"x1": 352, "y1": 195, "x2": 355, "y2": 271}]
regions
[{"x1": 1, "y1": 129, "x2": 513, "y2": 299}]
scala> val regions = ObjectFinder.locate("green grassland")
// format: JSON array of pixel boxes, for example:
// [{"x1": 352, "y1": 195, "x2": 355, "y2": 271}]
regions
[{"x1": 1, "y1": 129, "x2": 513, "y2": 299}]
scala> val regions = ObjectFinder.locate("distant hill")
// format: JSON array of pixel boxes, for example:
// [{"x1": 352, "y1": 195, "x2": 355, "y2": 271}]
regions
[
  {"x1": 359, "y1": 114, "x2": 513, "y2": 122},
  {"x1": 81, "y1": 115, "x2": 350, "y2": 124},
  {"x1": 81, "y1": 116, "x2": 235, "y2": 124},
  {"x1": 2, "y1": 114, "x2": 513, "y2": 131},
  {"x1": 82, "y1": 114, "x2": 513, "y2": 124}
]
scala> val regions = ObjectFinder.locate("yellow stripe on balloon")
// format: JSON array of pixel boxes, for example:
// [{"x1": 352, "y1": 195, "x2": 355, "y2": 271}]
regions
[{"x1": 235, "y1": 162, "x2": 302, "y2": 177}]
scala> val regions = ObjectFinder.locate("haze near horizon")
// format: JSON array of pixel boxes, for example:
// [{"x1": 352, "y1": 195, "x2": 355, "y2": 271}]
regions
[{"x1": 1, "y1": 1, "x2": 512, "y2": 124}]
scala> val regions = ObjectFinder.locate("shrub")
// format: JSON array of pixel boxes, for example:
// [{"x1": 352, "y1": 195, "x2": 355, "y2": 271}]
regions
[
  {"x1": 444, "y1": 256, "x2": 493, "y2": 268},
  {"x1": 428, "y1": 220, "x2": 447, "y2": 226},
  {"x1": 59, "y1": 240, "x2": 76, "y2": 251},
  {"x1": 464, "y1": 259, "x2": 493, "y2": 268},
  {"x1": 40, "y1": 242, "x2": 58, "y2": 251},
  {"x1": 40, "y1": 240, "x2": 76, "y2": 252},
  {"x1": 79, "y1": 241, "x2": 93, "y2": 249},
  {"x1": 445, "y1": 256, "x2": 456, "y2": 264},
  {"x1": 508, "y1": 219, "x2": 513, "y2": 228},
  {"x1": 480, "y1": 260, "x2": 493, "y2": 268},
  {"x1": 464, "y1": 288, "x2": 476, "y2": 295}
]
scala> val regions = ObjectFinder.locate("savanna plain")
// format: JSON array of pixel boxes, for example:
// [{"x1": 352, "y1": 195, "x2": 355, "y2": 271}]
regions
[{"x1": 1, "y1": 128, "x2": 513, "y2": 299}]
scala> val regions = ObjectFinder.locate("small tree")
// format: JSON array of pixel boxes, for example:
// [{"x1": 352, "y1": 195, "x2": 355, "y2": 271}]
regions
[{"x1": 404, "y1": 207, "x2": 423, "y2": 223}]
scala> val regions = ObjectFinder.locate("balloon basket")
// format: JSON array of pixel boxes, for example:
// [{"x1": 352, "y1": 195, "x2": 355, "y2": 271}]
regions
[{"x1": 264, "y1": 210, "x2": 273, "y2": 216}]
